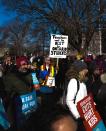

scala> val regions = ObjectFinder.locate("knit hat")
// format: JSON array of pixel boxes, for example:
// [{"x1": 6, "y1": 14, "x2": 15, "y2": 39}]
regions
[
  {"x1": 73, "y1": 60, "x2": 87, "y2": 72},
  {"x1": 16, "y1": 56, "x2": 28, "y2": 68}
]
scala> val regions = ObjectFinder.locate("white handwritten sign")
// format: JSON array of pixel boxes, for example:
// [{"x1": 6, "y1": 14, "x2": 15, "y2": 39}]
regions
[{"x1": 49, "y1": 34, "x2": 68, "y2": 58}]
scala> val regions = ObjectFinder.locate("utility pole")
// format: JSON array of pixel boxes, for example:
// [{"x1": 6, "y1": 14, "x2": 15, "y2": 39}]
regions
[
  {"x1": 42, "y1": 30, "x2": 45, "y2": 56},
  {"x1": 98, "y1": 0, "x2": 102, "y2": 55}
]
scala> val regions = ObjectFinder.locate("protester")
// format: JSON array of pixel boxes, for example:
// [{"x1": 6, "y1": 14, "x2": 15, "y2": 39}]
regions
[
  {"x1": 3, "y1": 56, "x2": 39, "y2": 129},
  {"x1": 0, "y1": 61, "x2": 3, "y2": 78},
  {"x1": 20, "y1": 103, "x2": 77, "y2": 131},
  {"x1": 38, "y1": 56, "x2": 58, "y2": 105},
  {"x1": 55, "y1": 58, "x2": 69, "y2": 90},
  {"x1": 33, "y1": 52, "x2": 44, "y2": 69},
  {"x1": 96, "y1": 71, "x2": 106, "y2": 124},
  {"x1": 30, "y1": 52, "x2": 36, "y2": 64},
  {"x1": 0, "y1": 62, "x2": 6, "y2": 99},
  {"x1": 3, "y1": 55, "x2": 16, "y2": 74},
  {"x1": 87, "y1": 61, "x2": 103, "y2": 102},
  {"x1": 65, "y1": 60, "x2": 88, "y2": 131}
]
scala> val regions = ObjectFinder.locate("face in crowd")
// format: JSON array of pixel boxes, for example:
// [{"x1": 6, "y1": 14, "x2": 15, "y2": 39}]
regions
[
  {"x1": 73, "y1": 60, "x2": 88, "y2": 82},
  {"x1": 45, "y1": 57, "x2": 51, "y2": 65},
  {"x1": 18, "y1": 61, "x2": 29, "y2": 73},
  {"x1": 79, "y1": 68, "x2": 88, "y2": 82},
  {"x1": 4, "y1": 56, "x2": 12, "y2": 65},
  {"x1": 16, "y1": 57, "x2": 30, "y2": 73}
]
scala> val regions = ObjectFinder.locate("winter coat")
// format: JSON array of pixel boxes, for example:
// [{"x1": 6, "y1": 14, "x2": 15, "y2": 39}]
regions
[
  {"x1": 97, "y1": 73, "x2": 106, "y2": 106},
  {"x1": 3, "y1": 71, "x2": 33, "y2": 97},
  {"x1": 66, "y1": 78, "x2": 87, "y2": 119}
]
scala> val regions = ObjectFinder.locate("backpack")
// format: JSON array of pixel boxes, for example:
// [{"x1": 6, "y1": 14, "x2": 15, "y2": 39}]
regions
[{"x1": 60, "y1": 79, "x2": 80, "y2": 105}]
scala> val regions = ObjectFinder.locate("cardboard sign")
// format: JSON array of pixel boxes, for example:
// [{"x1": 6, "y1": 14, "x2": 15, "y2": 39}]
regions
[
  {"x1": 49, "y1": 34, "x2": 68, "y2": 58},
  {"x1": 46, "y1": 76, "x2": 55, "y2": 87},
  {"x1": 77, "y1": 95, "x2": 106, "y2": 131}
]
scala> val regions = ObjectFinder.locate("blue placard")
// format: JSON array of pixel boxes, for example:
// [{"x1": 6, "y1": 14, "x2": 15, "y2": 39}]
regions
[
  {"x1": 15, "y1": 91, "x2": 38, "y2": 127},
  {"x1": 32, "y1": 73, "x2": 39, "y2": 84},
  {"x1": 93, "y1": 120, "x2": 106, "y2": 131},
  {"x1": 20, "y1": 90, "x2": 37, "y2": 114},
  {"x1": 15, "y1": 91, "x2": 37, "y2": 116}
]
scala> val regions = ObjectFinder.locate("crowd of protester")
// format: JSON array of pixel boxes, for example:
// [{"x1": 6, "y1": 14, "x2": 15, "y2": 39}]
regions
[{"x1": 0, "y1": 51, "x2": 106, "y2": 131}]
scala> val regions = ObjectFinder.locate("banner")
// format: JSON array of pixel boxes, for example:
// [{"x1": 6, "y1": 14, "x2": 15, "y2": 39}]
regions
[
  {"x1": 49, "y1": 34, "x2": 68, "y2": 58},
  {"x1": 77, "y1": 94, "x2": 106, "y2": 131}
]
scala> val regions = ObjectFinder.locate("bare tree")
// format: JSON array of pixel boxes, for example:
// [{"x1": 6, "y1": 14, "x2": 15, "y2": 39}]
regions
[
  {"x1": 6, "y1": 18, "x2": 31, "y2": 56},
  {"x1": 0, "y1": 27, "x2": 9, "y2": 48},
  {"x1": 2, "y1": 0, "x2": 106, "y2": 52}
]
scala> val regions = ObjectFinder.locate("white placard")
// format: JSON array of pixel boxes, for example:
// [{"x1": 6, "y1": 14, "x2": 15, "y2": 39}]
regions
[
  {"x1": 46, "y1": 76, "x2": 55, "y2": 87},
  {"x1": 49, "y1": 34, "x2": 68, "y2": 58}
]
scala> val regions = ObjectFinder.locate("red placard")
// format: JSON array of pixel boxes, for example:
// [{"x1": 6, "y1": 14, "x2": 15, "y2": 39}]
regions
[{"x1": 77, "y1": 94, "x2": 101, "y2": 131}]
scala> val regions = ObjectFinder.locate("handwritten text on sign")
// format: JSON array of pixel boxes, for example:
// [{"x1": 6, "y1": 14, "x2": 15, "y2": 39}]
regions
[{"x1": 49, "y1": 34, "x2": 68, "y2": 58}]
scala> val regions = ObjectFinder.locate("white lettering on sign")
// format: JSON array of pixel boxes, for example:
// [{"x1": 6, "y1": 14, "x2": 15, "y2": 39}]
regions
[
  {"x1": 22, "y1": 95, "x2": 33, "y2": 103},
  {"x1": 80, "y1": 96, "x2": 91, "y2": 107},
  {"x1": 84, "y1": 108, "x2": 94, "y2": 121},
  {"x1": 88, "y1": 115, "x2": 98, "y2": 127},
  {"x1": 82, "y1": 101, "x2": 92, "y2": 113},
  {"x1": 22, "y1": 98, "x2": 25, "y2": 103},
  {"x1": 29, "y1": 101, "x2": 35, "y2": 107},
  {"x1": 22, "y1": 103, "x2": 28, "y2": 110}
]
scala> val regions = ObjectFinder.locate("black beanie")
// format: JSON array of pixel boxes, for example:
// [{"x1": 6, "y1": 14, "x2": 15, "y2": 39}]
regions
[{"x1": 73, "y1": 60, "x2": 87, "y2": 72}]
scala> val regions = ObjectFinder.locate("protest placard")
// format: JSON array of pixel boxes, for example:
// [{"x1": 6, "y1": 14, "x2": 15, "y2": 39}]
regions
[
  {"x1": 77, "y1": 94, "x2": 106, "y2": 131},
  {"x1": 15, "y1": 91, "x2": 37, "y2": 127},
  {"x1": 49, "y1": 34, "x2": 68, "y2": 58},
  {"x1": 20, "y1": 90, "x2": 37, "y2": 114}
]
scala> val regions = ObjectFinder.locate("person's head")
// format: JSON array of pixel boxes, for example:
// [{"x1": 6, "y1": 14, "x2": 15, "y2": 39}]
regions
[
  {"x1": 44, "y1": 56, "x2": 51, "y2": 65},
  {"x1": 16, "y1": 56, "x2": 29, "y2": 73},
  {"x1": 51, "y1": 115, "x2": 77, "y2": 131},
  {"x1": 76, "y1": 52, "x2": 84, "y2": 60},
  {"x1": 21, "y1": 104, "x2": 77, "y2": 131},
  {"x1": 93, "y1": 67, "x2": 101, "y2": 76},
  {"x1": 4, "y1": 55, "x2": 12, "y2": 65},
  {"x1": 100, "y1": 72, "x2": 106, "y2": 84},
  {"x1": 66, "y1": 60, "x2": 88, "y2": 82},
  {"x1": 92, "y1": 61, "x2": 104, "y2": 77}
]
